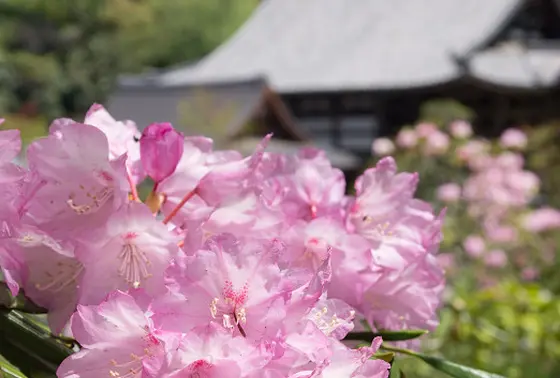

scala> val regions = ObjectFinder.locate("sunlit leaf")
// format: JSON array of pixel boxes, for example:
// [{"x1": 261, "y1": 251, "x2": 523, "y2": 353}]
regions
[
  {"x1": 346, "y1": 329, "x2": 428, "y2": 342},
  {"x1": 383, "y1": 345, "x2": 506, "y2": 378}
]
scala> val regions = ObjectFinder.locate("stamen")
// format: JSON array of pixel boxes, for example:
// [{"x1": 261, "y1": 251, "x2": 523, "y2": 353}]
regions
[
  {"x1": 35, "y1": 262, "x2": 83, "y2": 293},
  {"x1": 108, "y1": 352, "x2": 143, "y2": 378},
  {"x1": 67, "y1": 184, "x2": 112, "y2": 215},
  {"x1": 118, "y1": 243, "x2": 152, "y2": 288},
  {"x1": 210, "y1": 298, "x2": 219, "y2": 318},
  {"x1": 357, "y1": 214, "x2": 395, "y2": 240}
]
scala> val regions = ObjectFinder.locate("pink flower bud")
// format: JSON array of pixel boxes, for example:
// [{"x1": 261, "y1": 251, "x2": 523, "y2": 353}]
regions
[{"x1": 140, "y1": 122, "x2": 184, "y2": 183}]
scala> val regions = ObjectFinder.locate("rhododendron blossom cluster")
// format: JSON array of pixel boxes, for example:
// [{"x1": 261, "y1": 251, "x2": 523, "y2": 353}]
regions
[
  {"x1": 0, "y1": 104, "x2": 447, "y2": 377},
  {"x1": 395, "y1": 121, "x2": 559, "y2": 284}
]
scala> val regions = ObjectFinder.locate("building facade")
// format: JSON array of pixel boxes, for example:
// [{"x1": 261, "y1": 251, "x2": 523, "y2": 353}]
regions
[{"x1": 109, "y1": 0, "x2": 560, "y2": 164}]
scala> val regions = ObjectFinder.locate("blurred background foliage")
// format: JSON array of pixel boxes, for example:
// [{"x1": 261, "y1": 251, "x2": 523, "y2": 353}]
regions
[
  {"x1": 375, "y1": 98, "x2": 560, "y2": 378},
  {"x1": 0, "y1": 0, "x2": 258, "y2": 119}
]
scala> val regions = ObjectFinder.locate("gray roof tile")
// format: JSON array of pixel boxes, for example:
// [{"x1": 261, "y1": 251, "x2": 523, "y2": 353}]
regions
[{"x1": 161, "y1": 0, "x2": 524, "y2": 91}]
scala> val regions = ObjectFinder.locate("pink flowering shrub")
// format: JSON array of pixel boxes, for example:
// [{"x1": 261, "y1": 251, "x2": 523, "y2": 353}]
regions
[
  {"x1": 382, "y1": 118, "x2": 560, "y2": 377},
  {"x1": 0, "y1": 104, "x2": 475, "y2": 378}
]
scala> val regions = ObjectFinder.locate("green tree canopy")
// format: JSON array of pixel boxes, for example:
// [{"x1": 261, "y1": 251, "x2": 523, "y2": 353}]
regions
[{"x1": 0, "y1": 0, "x2": 258, "y2": 118}]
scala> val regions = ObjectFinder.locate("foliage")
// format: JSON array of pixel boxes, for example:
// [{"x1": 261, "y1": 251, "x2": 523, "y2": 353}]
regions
[
  {"x1": 0, "y1": 0, "x2": 258, "y2": 118},
  {"x1": 371, "y1": 101, "x2": 560, "y2": 377}
]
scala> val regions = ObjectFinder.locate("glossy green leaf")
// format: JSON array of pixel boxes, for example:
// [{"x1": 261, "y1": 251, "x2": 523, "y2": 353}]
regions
[
  {"x1": 0, "y1": 309, "x2": 73, "y2": 375},
  {"x1": 382, "y1": 345, "x2": 506, "y2": 378},
  {"x1": 0, "y1": 282, "x2": 47, "y2": 314},
  {"x1": 372, "y1": 351, "x2": 395, "y2": 363},
  {"x1": 414, "y1": 354, "x2": 506, "y2": 378},
  {"x1": 346, "y1": 329, "x2": 428, "y2": 342},
  {"x1": 0, "y1": 356, "x2": 27, "y2": 378},
  {"x1": 389, "y1": 367, "x2": 405, "y2": 378}
]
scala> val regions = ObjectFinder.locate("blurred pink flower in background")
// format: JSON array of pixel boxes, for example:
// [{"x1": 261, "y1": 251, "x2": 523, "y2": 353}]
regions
[
  {"x1": 449, "y1": 120, "x2": 473, "y2": 139},
  {"x1": 467, "y1": 154, "x2": 493, "y2": 171},
  {"x1": 437, "y1": 183, "x2": 461, "y2": 202},
  {"x1": 415, "y1": 122, "x2": 438, "y2": 138},
  {"x1": 463, "y1": 235, "x2": 485, "y2": 258},
  {"x1": 463, "y1": 156, "x2": 539, "y2": 210},
  {"x1": 396, "y1": 128, "x2": 418, "y2": 148},
  {"x1": 495, "y1": 152, "x2": 524, "y2": 170},
  {"x1": 499, "y1": 128, "x2": 528, "y2": 149},
  {"x1": 522, "y1": 207, "x2": 560, "y2": 233},
  {"x1": 371, "y1": 137, "x2": 395, "y2": 156},
  {"x1": 484, "y1": 222, "x2": 518, "y2": 243},
  {"x1": 484, "y1": 249, "x2": 507, "y2": 268},
  {"x1": 437, "y1": 253, "x2": 455, "y2": 272},
  {"x1": 521, "y1": 267, "x2": 539, "y2": 281},
  {"x1": 456, "y1": 140, "x2": 489, "y2": 163},
  {"x1": 424, "y1": 131, "x2": 450, "y2": 155}
]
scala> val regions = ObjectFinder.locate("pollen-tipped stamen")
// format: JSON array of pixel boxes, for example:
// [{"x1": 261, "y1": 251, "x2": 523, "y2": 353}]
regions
[{"x1": 118, "y1": 243, "x2": 152, "y2": 288}]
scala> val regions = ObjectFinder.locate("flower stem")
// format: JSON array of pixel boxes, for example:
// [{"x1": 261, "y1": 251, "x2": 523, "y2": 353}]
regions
[
  {"x1": 163, "y1": 188, "x2": 197, "y2": 225},
  {"x1": 126, "y1": 167, "x2": 139, "y2": 201}
]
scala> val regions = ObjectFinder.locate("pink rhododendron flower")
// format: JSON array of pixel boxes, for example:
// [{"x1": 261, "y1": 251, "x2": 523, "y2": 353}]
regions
[
  {"x1": 140, "y1": 122, "x2": 184, "y2": 183},
  {"x1": 483, "y1": 249, "x2": 507, "y2": 268},
  {"x1": 495, "y1": 152, "x2": 524, "y2": 170},
  {"x1": 423, "y1": 131, "x2": 450, "y2": 155},
  {"x1": 84, "y1": 103, "x2": 145, "y2": 184},
  {"x1": 463, "y1": 235, "x2": 485, "y2": 258},
  {"x1": 483, "y1": 221, "x2": 517, "y2": 244},
  {"x1": 499, "y1": 128, "x2": 527, "y2": 149},
  {"x1": 76, "y1": 202, "x2": 180, "y2": 304},
  {"x1": 159, "y1": 323, "x2": 266, "y2": 377},
  {"x1": 314, "y1": 338, "x2": 389, "y2": 378},
  {"x1": 449, "y1": 120, "x2": 472, "y2": 139},
  {"x1": 26, "y1": 122, "x2": 130, "y2": 237},
  {"x1": 521, "y1": 267, "x2": 539, "y2": 281},
  {"x1": 57, "y1": 291, "x2": 168, "y2": 378},
  {"x1": 415, "y1": 122, "x2": 438, "y2": 138},
  {"x1": 522, "y1": 207, "x2": 560, "y2": 232},
  {"x1": 0, "y1": 129, "x2": 26, "y2": 184},
  {"x1": 456, "y1": 140, "x2": 489, "y2": 163},
  {"x1": 436, "y1": 183, "x2": 461, "y2": 203},
  {"x1": 338, "y1": 157, "x2": 445, "y2": 332},
  {"x1": 395, "y1": 128, "x2": 418, "y2": 148},
  {"x1": 2, "y1": 222, "x2": 81, "y2": 333},
  {"x1": 0, "y1": 107, "x2": 455, "y2": 377},
  {"x1": 371, "y1": 138, "x2": 395, "y2": 156},
  {"x1": 436, "y1": 253, "x2": 454, "y2": 272}
]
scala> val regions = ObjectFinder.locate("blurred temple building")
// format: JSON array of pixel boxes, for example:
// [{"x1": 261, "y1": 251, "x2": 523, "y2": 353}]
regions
[{"x1": 109, "y1": 0, "x2": 560, "y2": 172}]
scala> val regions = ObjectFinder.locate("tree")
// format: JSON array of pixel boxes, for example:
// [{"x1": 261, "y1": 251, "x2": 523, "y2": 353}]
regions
[{"x1": 0, "y1": 0, "x2": 259, "y2": 118}]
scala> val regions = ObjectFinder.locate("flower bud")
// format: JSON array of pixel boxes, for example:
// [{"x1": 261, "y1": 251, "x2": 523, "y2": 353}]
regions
[{"x1": 140, "y1": 122, "x2": 184, "y2": 183}]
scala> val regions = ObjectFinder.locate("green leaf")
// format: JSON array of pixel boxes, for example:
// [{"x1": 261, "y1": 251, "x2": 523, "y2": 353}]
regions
[
  {"x1": 0, "y1": 310, "x2": 73, "y2": 375},
  {"x1": 412, "y1": 354, "x2": 506, "y2": 378},
  {"x1": 389, "y1": 367, "x2": 405, "y2": 378},
  {"x1": 0, "y1": 357, "x2": 27, "y2": 378},
  {"x1": 346, "y1": 329, "x2": 428, "y2": 342},
  {"x1": 372, "y1": 351, "x2": 395, "y2": 363},
  {"x1": 382, "y1": 345, "x2": 506, "y2": 378},
  {"x1": 0, "y1": 282, "x2": 47, "y2": 314}
]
